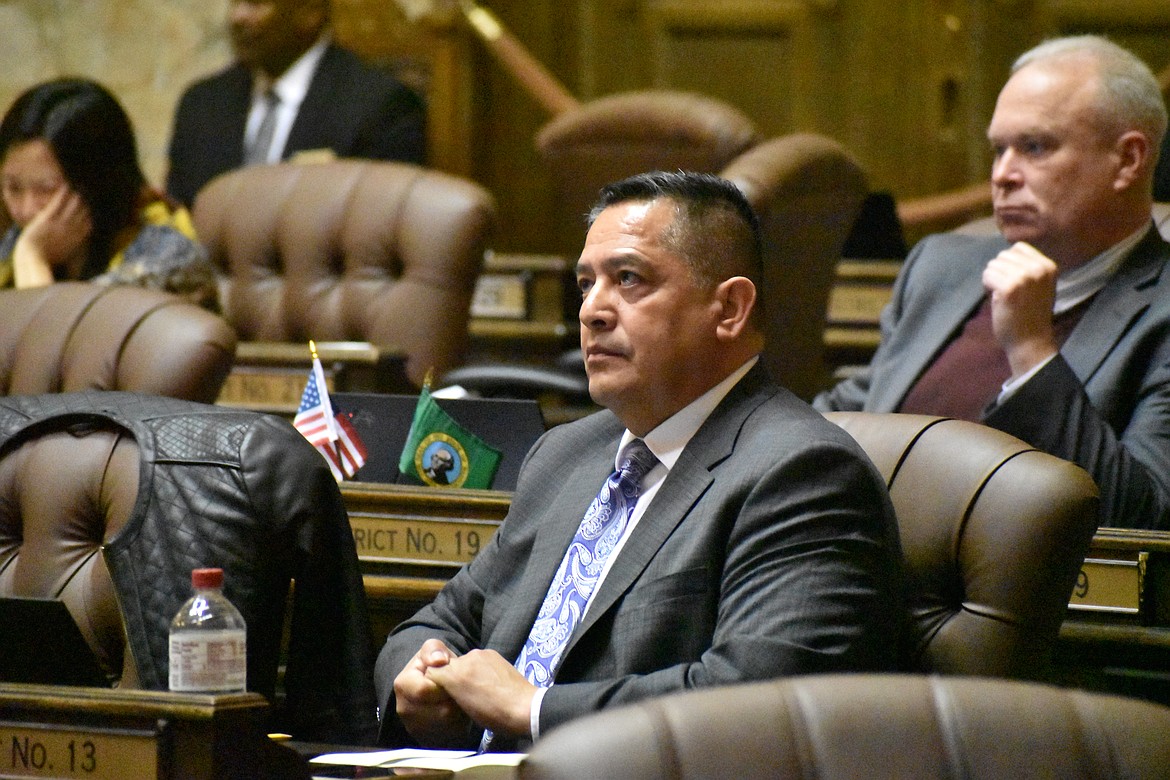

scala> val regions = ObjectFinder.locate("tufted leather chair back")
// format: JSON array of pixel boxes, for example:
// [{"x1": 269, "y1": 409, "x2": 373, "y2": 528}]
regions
[
  {"x1": 535, "y1": 90, "x2": 762, "y2": 257},
  {"x1": 520, "y1": 674, "x2": 1170, "y2": 779},
  {"x1": 0, "y1": 282, "x2": 236, "y2": 403},
  {"x1": 0, "y1": 423, "x2": 137, "y2": 682},
  {"x1": 192, "y1": 159, "x2": 495, "y2": 386},
  {"x1": 824, "y1": 412, "x2": 1099, "y2": 678},
  {"x1": 721, "y1": 134, "x2": 869, "y2": 400},
  {"x1": 0, "y1": 392, "x2": 377, "y2": 744}
]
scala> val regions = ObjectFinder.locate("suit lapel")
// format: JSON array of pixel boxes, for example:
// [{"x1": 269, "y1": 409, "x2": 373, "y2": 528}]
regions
[
  {"x1": 869, "y1": 249, "x2": 986, "y2": 411},
  {"x1": 285, "y1": 45, "x2": 346, "y2": 155},
  {"x1": 216, "y1": 66, "x2": 253, "y2": 167},
  {"x1": 564, "y1": 366, "x2": 774, "y2": 647},
  {"x1": 489, "y1": 422, "x2": 621, "y2": 658},
  {"x1": 1063, "y1": 225, "x2": 1168, "y2": 383}
]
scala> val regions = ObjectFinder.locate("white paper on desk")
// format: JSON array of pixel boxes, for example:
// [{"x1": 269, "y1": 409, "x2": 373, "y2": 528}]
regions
[
  {"x1": 392, "y1": 752, "x2": 525, "y2": 778},
  {"x1": 310, "y1": 748, "x2": 474, "y2": 767}
]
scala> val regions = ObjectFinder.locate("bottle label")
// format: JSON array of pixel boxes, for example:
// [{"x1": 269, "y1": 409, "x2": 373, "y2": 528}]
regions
[{"x1": 168, "y1": 629, "x2": 247, "y2": 692}]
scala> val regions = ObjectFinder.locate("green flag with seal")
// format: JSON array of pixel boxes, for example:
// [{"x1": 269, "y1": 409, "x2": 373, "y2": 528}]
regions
[{"x1": 397, "y1": 384, "x2": 503, "y2": 489}]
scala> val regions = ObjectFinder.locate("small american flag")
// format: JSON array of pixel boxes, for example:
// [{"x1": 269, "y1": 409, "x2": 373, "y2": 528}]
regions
[
  {"x1": 293, "y1": 353, "x2": 367, "y2": 481},
  {"x1": 320, "y1": 411, "x2": 369, "y2": 481}
]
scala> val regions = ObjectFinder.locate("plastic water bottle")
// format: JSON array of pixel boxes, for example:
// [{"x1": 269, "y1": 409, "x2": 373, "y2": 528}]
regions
[{"x1": 168, "y1": 567, "x2": 247, "y2": 693}]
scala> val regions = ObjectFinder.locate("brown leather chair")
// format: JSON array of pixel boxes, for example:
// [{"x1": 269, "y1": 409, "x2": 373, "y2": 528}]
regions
[
  {"x1": 450, "y1": 130, "x2": 864, "y2": 408},
  {"x1": 721, "y1": 134, "x2": 869, "y2": 400},
  {"x1": 824, "y1": 412, "x2": 1099, "y2": 678},
  {"x1": 536, "y1": 90, "x2": 762, "y2": 257},
  {"x1": 520, "y1": 673, "x2": 1170, "y2": 779},
  {"x1": 192, "y1": 159, "x2": 495, "y2": 388},
  {"x1": 0, "y1": 282, "x2": 236, "y2": 403},
  {"x1": 0, "y1": 391, "x2": 376, "y2": 745}
]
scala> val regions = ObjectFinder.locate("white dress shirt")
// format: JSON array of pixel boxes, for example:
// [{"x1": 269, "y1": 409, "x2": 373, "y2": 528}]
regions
[{"x1": 244, "y1": 35, "x2": 329, "y2": 164}]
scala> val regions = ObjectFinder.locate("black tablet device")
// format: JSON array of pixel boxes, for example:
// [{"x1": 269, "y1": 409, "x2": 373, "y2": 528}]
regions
[{"x1": 0, "y1": 596, "x2": 111, "y2": 687}]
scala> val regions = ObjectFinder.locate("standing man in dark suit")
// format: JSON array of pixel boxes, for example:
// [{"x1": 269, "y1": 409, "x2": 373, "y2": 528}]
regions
[
  {"x1": 815, "y1": 36, "x2": 1170, "y2": 531},
  {"x1": 376, "y1": 171, "x2": 904, "y2": 750},
  {"x1": 165, "y1": 0, "x2": 426, "y2": 206}
]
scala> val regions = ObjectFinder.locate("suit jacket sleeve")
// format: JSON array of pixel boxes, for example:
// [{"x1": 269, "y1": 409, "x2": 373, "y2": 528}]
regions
[
  {"x1": 165, "y1": 68, "x2": 251, "y2": 206},
  {"x1": 986, "y1": 354, "x2": 1170, "y2": 530},
  {"x1": 812, "y1": 236, "x2": 928, "y2": 412},
  {"x1": 350, "y1": 79, "x2": 426, "y2": 165}
]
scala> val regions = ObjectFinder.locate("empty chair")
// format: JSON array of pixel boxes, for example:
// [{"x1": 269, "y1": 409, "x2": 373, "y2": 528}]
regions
[
  {"x1": 824, "y1": 412, "x2": 1099, "y2": 677},
  {"x1": 0, "y1": 282, "x2": 236, "y2": 403},
  {"x1": 521, "y1": 674, "x2": 1170, "y2": 780},
  {"x1": 721, "y1": 134, "x2": 869, "y2": 400},
  {"x1": 536, "y1": 90, "x2": 761, "y2": 257},
  {"x1": 0, "y1": 391, "x2": 376, "y2": 744},
  {"x1": 192, "y1": 159, "x2": 495, "y2": 388}
]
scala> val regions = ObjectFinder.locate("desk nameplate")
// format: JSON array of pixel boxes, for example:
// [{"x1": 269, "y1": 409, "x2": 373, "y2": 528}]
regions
[
  {"x1": 1068, "y1": 553, "x2": 1146, "y2": 615},
  {"x1": 0, "y1": 721, "x2": 158, "y2": 779},
  {"x1": 472, "y1": 272, "x2": 529, "y2": 320},
  {"x1": 351, "y1": 515, "x2": 500, "y2": 567}
]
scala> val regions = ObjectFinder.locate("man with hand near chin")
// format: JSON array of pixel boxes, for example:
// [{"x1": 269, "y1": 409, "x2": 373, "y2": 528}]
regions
[
  {"x1": 815, "y1": 35, "x2": 1170, "y2": 532},
  {"x1": 375, "y1": 171, "x2": 904, "y2": 750}
]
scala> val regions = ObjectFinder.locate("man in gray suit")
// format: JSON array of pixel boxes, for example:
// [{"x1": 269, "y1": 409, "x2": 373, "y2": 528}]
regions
[
  {"x1": 376, "y1": 171, "x2": 904, "y2": 749},
  {"x1": 815, "y1": 35, "x2": 1170, "y2": 532}
]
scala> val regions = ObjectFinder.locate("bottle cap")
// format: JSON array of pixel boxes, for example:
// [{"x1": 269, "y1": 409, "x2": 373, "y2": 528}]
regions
[{"x1": 191, "y1": 567, "x2": 224, "y2": 589}]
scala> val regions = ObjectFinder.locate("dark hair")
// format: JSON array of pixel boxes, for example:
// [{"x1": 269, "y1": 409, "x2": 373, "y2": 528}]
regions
[
  {"x1": 0, "y1": 78, "x2": 146, "y2": 279},
  {"x1": 588, "y1": 170, "x2": 763, "y2": 289}
]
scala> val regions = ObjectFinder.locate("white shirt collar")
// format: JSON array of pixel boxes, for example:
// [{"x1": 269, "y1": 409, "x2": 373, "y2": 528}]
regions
[
  {"x1": 252, "y1": 34, "x2": 330, "y2": 108},
  {"x1": 616, "y1": 355, "x2": 759, "y2": 472},
  {"x1": 1053, "y1": 225, "x2": 1147, "y2": 314}
]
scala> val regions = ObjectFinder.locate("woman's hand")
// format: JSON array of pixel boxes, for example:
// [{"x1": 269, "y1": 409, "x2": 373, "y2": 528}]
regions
[{"x1": 12, "y1": 186, "x2": 92, "y2": 288}]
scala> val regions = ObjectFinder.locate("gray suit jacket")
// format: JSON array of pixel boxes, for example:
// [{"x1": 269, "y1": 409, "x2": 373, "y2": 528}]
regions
[
  {"x1": 377, "y1": 365, "x2": 904, "y2": 748},
  {"x1": 815, "y1": 226, "x2": 1170, "y2": 530}
]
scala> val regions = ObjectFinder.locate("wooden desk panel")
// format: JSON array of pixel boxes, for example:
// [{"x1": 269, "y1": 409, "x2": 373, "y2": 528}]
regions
[
  {"x1": 0, "y1": 686, "x2": 302, "y2": 779},
  {"x1": 342, "y1": 482, "x2": 506, "y2": 641}
]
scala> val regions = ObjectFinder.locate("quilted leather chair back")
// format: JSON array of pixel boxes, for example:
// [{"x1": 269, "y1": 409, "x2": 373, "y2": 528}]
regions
[
  {"x1": 721, "y1": 134, "x2": 869, "y2": 400},
  {"x1": 824, "y1": 412, "x2": 1099, "y2": 678},
  {"x1": 536, "y1": 90, "x2": 761, "y2": 256},
  {"x1": 0, "y1": 282, "x2": 236, "y2": 403},
  {"x1": 192, "y1": 159, "x2": 495, "y2": 386},
  {"x1": 0, "y1": 423, "x2": 136, "y2": 681},
  {"x1": 521, "y1": 674, "x2": 1170, "y2": 779},
  {"x1": 0, "y1": 392, "x2": 377, "y2": 744}
]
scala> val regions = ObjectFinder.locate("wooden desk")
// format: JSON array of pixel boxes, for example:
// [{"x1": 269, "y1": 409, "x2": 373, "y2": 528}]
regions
[
  {"x1": 824, "y1": 259, "x2": 898, "y2": 379},
  {"x1": 343, "y1": 482, "x2": 508, "y2": 643},
  {"x1": 0, "y1": 685, "x2": 306, "y2": 779},
  {"x1": 217, "y1": 341, "x2": 412, "y2": 416},
  {"x1": 1055, "y1": 528, "x2": 1170, "y2": 705},
  {"x1": 468, "y1": 252, "x2": 575, "y2": 366}
]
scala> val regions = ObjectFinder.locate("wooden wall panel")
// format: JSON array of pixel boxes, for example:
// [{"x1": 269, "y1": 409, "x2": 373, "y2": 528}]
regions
[
  {"x1": 1041, "y1": 1, "x2": 1170, "y2": 76},
  {"x1": 645, "y1": 1, "x2": 819, "y2": 137},
  {"x1": 327, "y1": 0, "x2": 1170, "y2": 256}
]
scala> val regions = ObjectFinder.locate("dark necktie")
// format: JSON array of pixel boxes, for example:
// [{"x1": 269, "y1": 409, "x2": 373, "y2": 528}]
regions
[
  {"x1": 481, "y1": 439, "x2": 658, "y2": 751},
  {"x1": 244, "y1": 89, "x2": 280, "y2": 166}
]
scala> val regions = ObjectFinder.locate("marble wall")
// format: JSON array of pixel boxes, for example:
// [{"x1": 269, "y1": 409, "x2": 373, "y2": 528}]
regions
[{"x1": 0, "y1": 0, "x2": 233, "y2": 186}]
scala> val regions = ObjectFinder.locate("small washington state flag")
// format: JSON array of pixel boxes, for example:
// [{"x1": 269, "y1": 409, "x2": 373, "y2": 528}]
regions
[{"x1": 397, "y1": 384, "x2": 502, "y2": 489}]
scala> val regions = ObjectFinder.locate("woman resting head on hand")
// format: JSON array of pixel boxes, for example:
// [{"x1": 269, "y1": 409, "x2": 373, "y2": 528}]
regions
[{"x1": 0, "y1": 78, "x2": 218, "y2": 309}]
